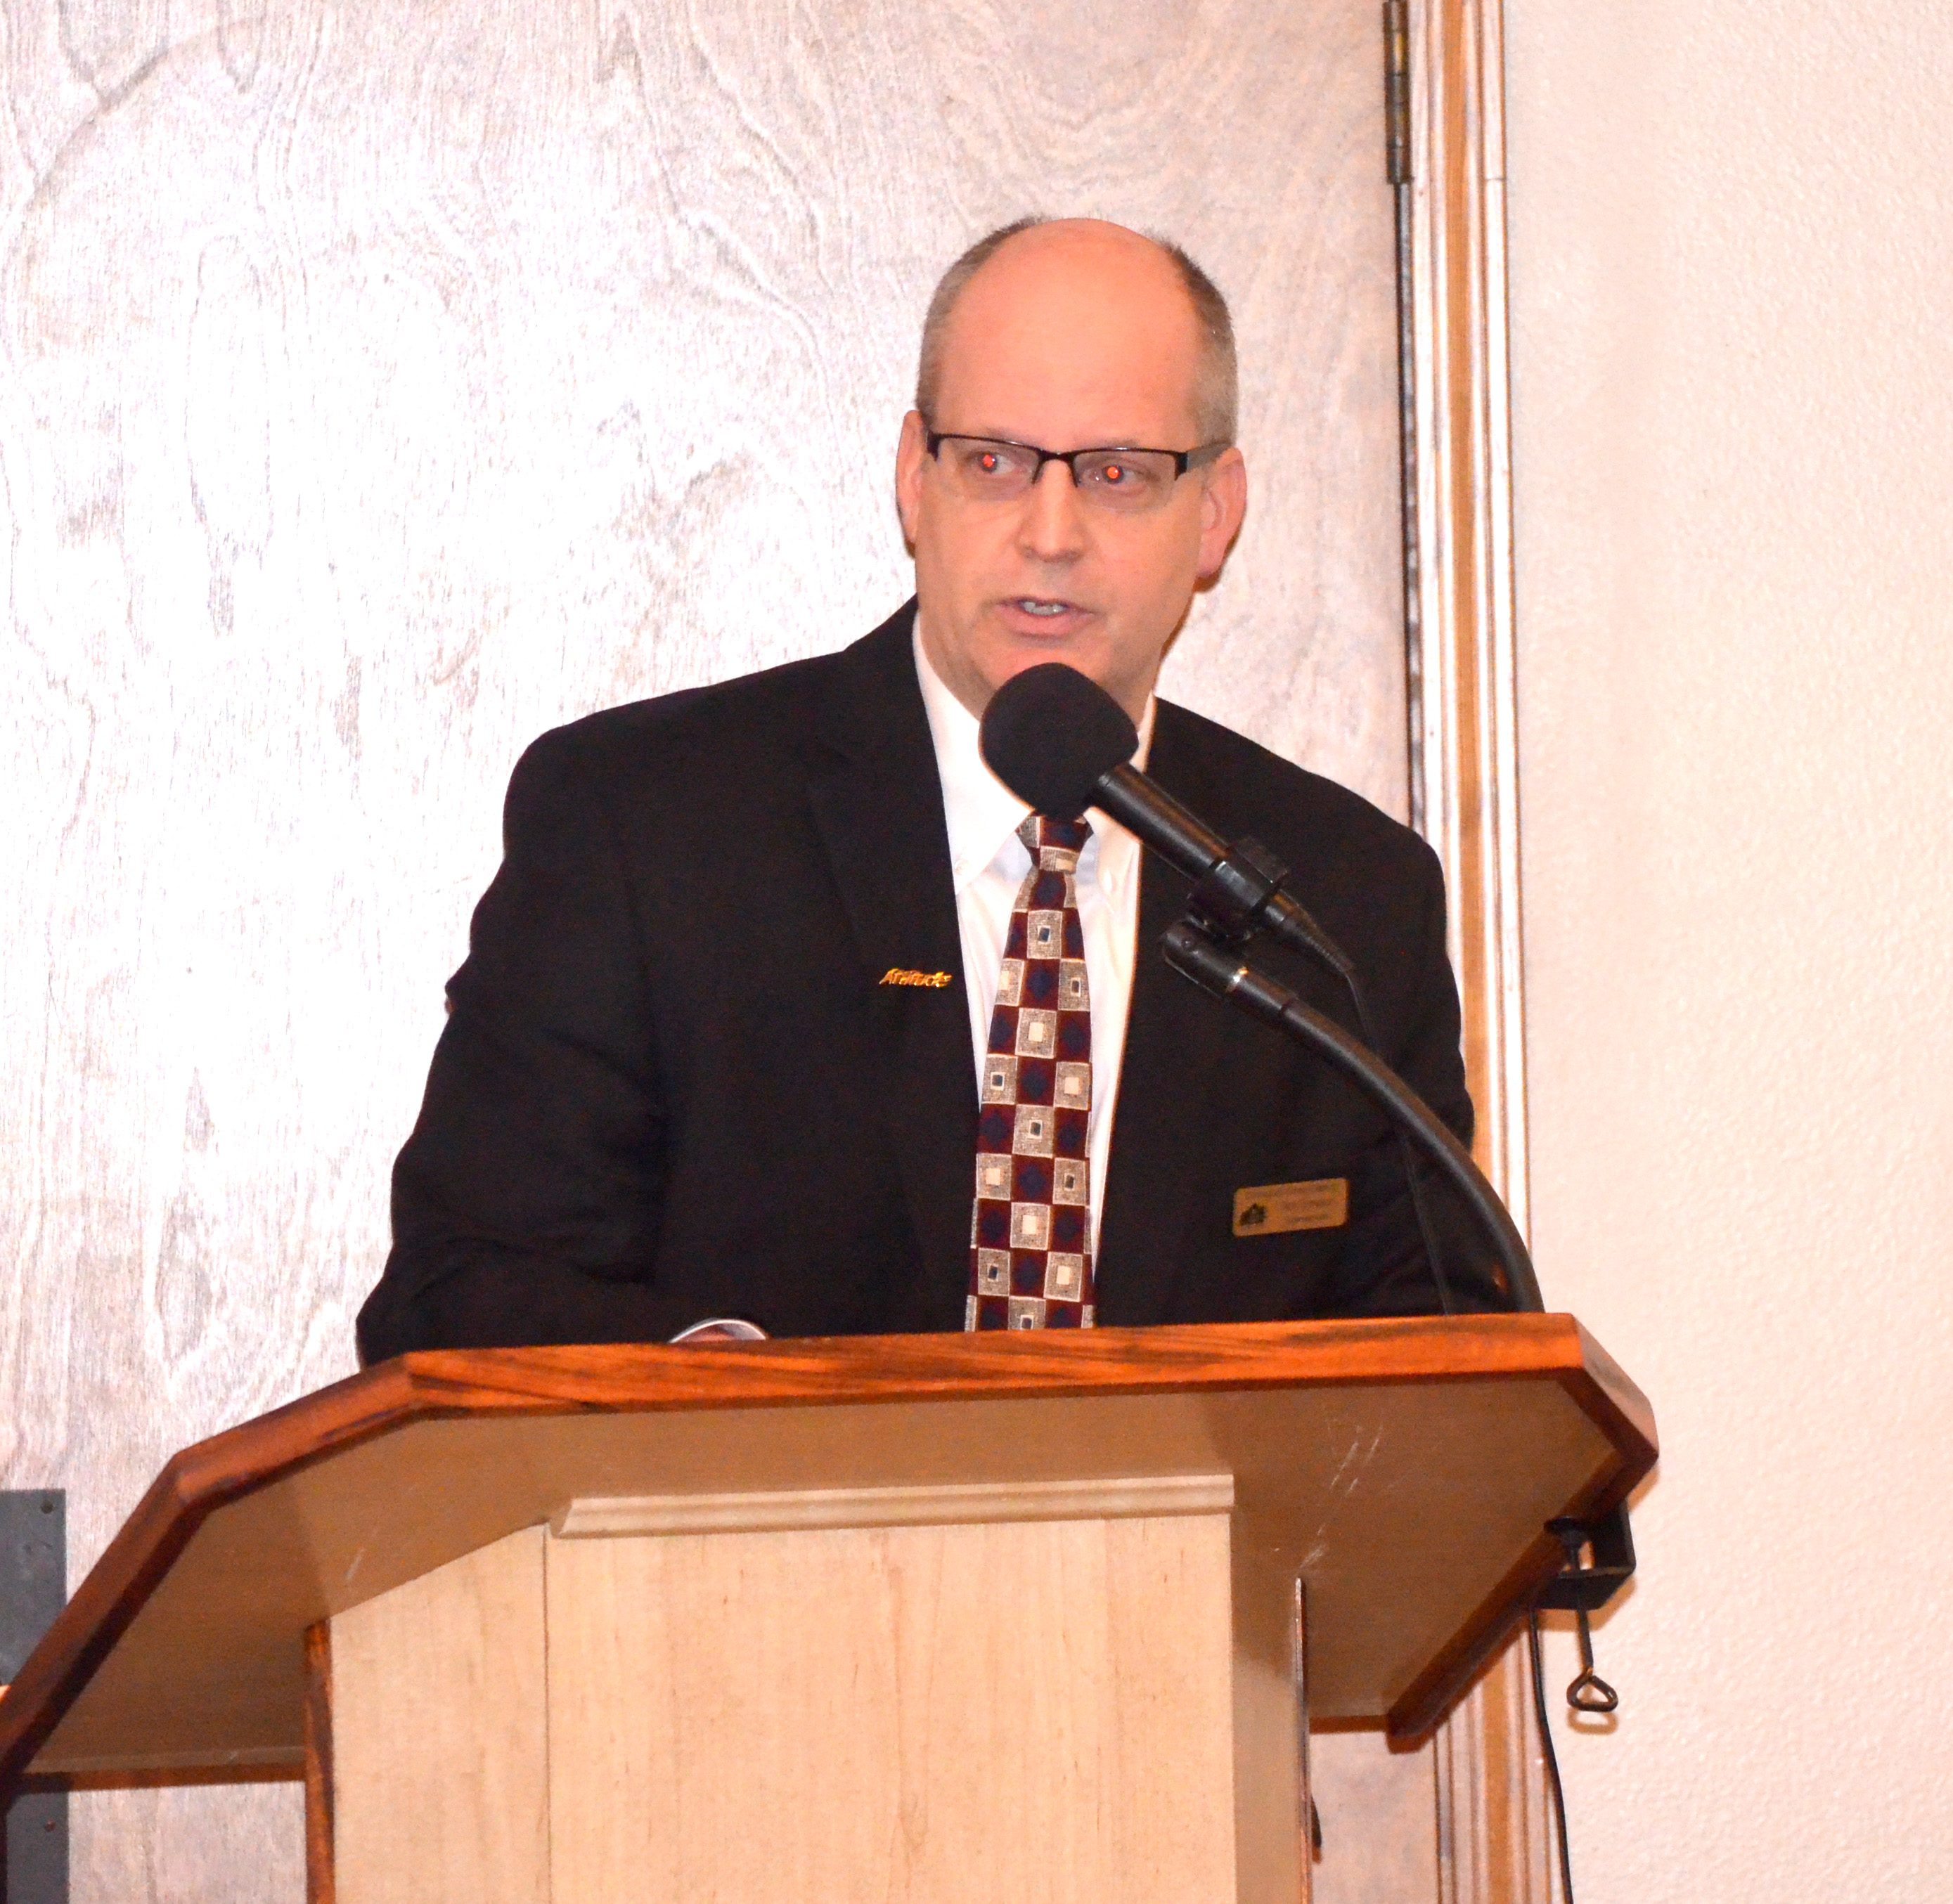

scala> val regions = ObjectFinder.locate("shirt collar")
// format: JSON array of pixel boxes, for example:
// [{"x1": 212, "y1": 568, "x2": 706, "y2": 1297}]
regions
[{"x1": 914, "y1": 626, "x2": 1154, "y2": 895}]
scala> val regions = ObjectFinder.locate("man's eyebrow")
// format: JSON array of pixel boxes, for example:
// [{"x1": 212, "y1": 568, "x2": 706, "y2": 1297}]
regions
[{"x1": 943, "y1": 430, "x2": 1156, "y2": 450}]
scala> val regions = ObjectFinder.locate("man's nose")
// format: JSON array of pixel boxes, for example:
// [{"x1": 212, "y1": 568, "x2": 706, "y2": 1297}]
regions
[{"x1": 1017, "y1": 458, "x2": 1088, "y2": 561}]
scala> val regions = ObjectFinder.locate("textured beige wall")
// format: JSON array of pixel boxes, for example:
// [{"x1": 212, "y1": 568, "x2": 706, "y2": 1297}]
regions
[{"x1": 1504, "y1": 2, "x2": 1953, "y2": 1897}]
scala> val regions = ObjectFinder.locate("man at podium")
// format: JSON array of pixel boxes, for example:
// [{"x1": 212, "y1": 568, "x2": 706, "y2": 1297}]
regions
[{"x1": 356, "y1": 216, "x2": 1504, "y2": 1361}]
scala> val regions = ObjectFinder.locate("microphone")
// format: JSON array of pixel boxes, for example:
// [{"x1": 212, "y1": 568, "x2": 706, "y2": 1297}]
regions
[
  {"x1": 979, "y1": 663, "x2": 1353, "y2": 976},
  {"x1": 981, "y1": 661, "x2": 1485, "y2": 1319}
]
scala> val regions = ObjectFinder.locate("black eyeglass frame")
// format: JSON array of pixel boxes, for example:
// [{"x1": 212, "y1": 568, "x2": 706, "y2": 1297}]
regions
[{"x1": 923, "y1": 429, "x2": 1230, "y2": 488}]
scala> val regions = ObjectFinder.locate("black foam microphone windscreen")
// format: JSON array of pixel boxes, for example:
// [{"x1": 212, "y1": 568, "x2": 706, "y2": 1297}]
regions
[{"x1": 979, "y1": 663, "x2": 1139, "y2": 817}]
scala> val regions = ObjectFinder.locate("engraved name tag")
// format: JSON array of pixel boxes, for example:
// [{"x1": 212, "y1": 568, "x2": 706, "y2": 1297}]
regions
[{"x1": 1232, "y1": 1178, "x2": 1349, "y2": 1237}]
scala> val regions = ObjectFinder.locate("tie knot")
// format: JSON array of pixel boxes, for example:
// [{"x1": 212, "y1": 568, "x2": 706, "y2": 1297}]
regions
[{"x1": 1018, "y1": 813, "x2": 1091, "y2": 865}]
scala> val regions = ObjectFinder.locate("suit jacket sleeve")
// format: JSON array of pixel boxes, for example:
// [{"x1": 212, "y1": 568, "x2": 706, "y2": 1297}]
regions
[{"x1": 356, "y1": 726, "x2": 681, "y2": 1359}]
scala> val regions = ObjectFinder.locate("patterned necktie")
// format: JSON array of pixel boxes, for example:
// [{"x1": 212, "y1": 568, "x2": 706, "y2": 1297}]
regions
[{"x1": 967, "y1": 815, "x2": 1095, "y2": 1330}]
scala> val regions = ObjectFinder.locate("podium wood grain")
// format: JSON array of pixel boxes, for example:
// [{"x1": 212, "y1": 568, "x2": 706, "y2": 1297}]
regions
[
  {"x1": 543, "y1": 1510, "x2": 1236, "y2": 1903},
  {"x1": 331, "y1": 1529, "x2": 549, "y2": 1904}
]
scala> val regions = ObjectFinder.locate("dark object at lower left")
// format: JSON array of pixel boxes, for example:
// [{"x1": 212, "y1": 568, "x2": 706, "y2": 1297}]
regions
[
  {"x1": 3, "y1": 1795, "x2": 65, "y2": 1904},
  {"x1": 1, "y1": 1491, "x2": 67, "y2": 1904}
]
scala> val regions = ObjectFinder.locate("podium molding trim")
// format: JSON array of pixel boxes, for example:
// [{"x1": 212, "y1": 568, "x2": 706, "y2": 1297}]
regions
[{"x1": 553, "y1": 1471, "x2": 1236, "y2": 1539}]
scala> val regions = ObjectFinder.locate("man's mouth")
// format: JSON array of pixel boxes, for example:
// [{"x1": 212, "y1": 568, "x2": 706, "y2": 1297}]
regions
[{"x1": 995, "y1": 595, "x2": 1093, "y2": 637}]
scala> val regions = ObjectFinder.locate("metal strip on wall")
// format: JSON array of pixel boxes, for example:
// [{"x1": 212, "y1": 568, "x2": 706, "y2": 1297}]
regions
[{"x1": 1, "y1": 1493, "x2": 67, "y2": 1904}]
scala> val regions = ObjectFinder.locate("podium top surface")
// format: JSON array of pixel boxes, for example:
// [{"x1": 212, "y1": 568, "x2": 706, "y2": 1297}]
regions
[{"x1": 0, "y1": 1315, "x2": 1654, "y2": 1794}]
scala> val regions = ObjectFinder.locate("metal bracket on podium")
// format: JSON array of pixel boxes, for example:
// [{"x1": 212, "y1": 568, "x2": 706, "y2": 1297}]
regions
[
  {"x1": 1535, "y1": 1504, "x2": 1635, "y2": 1613},
  {"x1": 1536, "y1": 1504, "x2": 1636, "y2": 1714}
]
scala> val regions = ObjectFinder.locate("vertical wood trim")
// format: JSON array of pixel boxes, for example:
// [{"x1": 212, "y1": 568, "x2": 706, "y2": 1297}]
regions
[
  {"x1": 1407, "y1": 0, "x2": 1551, "y2": 1899},
  {"x1": 1408, "y1": 0, "x2": 1528, "y2": 1237},
  {"x1": 1433, "y1": 1643, "x2": 1553, "y2": 1904},
  {"x1": 1294, "y1": 1578, "x2": 1314, "y2": 1904},
  {"x1": 303, "y1": 1620, "x2": 335, "y2": 1904}
]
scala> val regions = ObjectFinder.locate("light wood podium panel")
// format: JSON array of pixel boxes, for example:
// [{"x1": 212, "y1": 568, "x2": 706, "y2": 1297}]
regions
[
  {"x1": 0, "y1": 1317, "x2": 1656, "y2": 1902},
  {"x1": 329, "y1": 1493, "x2": 1243, "y2": 1904},
  {"x1": 330, "y1": 1527, "x2": 551, "y2": 1904},
  {"x1": 551, "y1": 1496, "x2": 1233, "y2": 1904}
]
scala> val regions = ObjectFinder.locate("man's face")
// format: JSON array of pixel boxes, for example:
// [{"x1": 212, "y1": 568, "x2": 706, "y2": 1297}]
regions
[{"x1": 896, "y1": 221, "x2": 1247, "y2": 723}]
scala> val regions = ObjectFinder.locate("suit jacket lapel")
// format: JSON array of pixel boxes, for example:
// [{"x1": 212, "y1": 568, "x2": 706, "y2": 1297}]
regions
[
  {"x1": 1095, "y1": 707, "x2": 1235, "y2": 1326},
  {"x1": 804, "y1": 604, "x2": 976, "y2": 1328}
]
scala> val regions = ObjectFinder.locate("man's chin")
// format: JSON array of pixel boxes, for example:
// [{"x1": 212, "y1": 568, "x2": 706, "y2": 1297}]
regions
[
  {"x1": 919, "y1": 602, "x2": 1149, "y2": 720},
  {"x1": 989, "y1": 646, "x2": 1102, "y2": 694},
  {"x1": 984, "y1": 646, "x2": 1152, "y2": 726}
]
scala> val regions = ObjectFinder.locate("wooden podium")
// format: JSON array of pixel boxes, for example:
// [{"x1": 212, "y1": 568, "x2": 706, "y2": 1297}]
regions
[{"x1": 0, "y1": 1316, "x2": 1654, "y2": 1903}]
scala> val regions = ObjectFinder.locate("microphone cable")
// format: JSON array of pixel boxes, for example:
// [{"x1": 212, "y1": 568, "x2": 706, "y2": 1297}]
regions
[
  {"x1": 1528, "y1": 1610, "x2": 1578, "y2": 1903},
  {"x1": 1327, "y1": 963, "x2": 1458, "y2": 1317}
]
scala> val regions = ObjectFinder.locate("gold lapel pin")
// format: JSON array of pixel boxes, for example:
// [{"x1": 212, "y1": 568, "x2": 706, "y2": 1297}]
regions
[{"x1": 880, "y1": 968, "x2": 953, "y2": 989}]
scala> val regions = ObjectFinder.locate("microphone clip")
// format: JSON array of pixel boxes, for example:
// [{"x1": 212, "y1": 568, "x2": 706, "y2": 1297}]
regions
[{"x1": 1185, "y1": 835, "x2": 1291, "y2": 947}]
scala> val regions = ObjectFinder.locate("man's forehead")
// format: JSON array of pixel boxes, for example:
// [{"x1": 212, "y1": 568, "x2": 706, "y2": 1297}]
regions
[
  {"x1": 932, "y1": 222, "x2": 1204, "y2": 435},
  {"x1": 954, "y1": 220, "x2": 1197, "y2": 330}
]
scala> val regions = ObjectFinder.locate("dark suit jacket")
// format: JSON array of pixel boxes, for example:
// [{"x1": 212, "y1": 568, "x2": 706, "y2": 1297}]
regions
[{"x1": 356, "y1": 603, "x2": 1502, "y2": 1360}]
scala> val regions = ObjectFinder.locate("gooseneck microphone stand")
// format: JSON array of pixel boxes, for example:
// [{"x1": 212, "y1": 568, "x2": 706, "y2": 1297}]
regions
[{"x1": 1158, "y1": 915, "x2": 1543, "y2": 1314}]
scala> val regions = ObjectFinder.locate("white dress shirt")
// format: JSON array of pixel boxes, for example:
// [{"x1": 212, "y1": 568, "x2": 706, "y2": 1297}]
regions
[{"x1": 914, "y1": 630, "x2": 1154, "y2": 1246}]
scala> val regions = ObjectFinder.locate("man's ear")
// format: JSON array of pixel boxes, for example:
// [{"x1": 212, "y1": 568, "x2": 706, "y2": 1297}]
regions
[
  {"x1": 895, "y1": 410, "x2": 928, "y2": 548},
  {"x1": 1195, "y1": 446, "x2": 1248, "y2": 581}
]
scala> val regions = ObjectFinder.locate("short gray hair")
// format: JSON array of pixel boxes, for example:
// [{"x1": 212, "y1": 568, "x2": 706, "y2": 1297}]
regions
[{"x1": 913, "y1": 218, "x2": 1239, "y2": 445}]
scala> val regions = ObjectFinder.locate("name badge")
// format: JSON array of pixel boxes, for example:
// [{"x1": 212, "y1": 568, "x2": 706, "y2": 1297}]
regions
[{"x1": 1232, "y1": 1178, "x2": 1348, "y2": 1237}]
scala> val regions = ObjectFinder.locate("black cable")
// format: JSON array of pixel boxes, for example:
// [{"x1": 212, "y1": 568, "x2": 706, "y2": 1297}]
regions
[
  {"x1": 1334, "y1": 967, "x2": 1458, "y2": 1316},
  {"x1": 1528, "y1": 1611, "x2": 1577, "y2": 1903}
]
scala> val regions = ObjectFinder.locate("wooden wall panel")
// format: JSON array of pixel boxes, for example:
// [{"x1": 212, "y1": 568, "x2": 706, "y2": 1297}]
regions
[{"x1": 0, "y1": 0, "x2": 1405, "y2": 1896}]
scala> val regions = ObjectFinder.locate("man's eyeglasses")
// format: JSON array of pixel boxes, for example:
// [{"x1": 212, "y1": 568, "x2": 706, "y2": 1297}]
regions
[{"x1": 924, "y1": 430, "x2": 1228, "y2": 514}]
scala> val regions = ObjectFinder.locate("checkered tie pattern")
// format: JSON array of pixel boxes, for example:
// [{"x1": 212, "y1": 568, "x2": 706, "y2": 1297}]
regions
[{"x1": 967, "y1": 815, "x2": 1096, "y2": 1330}]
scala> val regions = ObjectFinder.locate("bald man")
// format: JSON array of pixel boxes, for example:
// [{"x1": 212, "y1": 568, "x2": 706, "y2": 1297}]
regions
[{"x1": 356, "y1": 219, "x2": 1502, "y2": 1360}]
